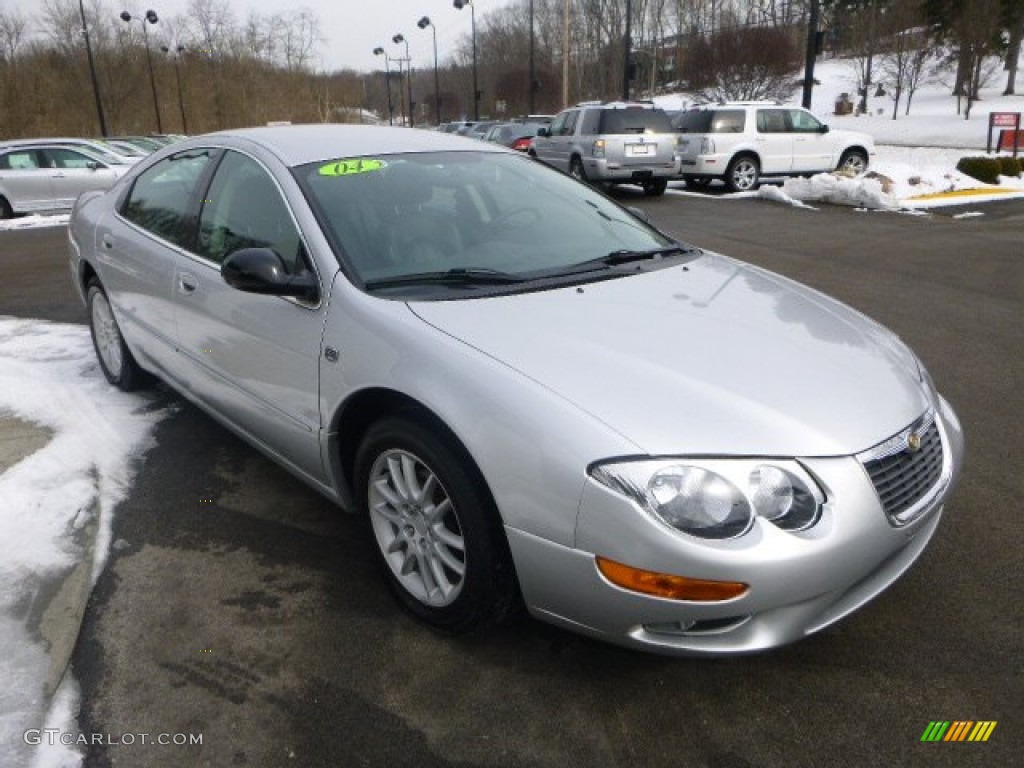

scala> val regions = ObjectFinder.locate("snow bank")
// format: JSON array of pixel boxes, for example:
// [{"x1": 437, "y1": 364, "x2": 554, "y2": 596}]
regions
[{"x1": 0, "y1": 317, "x2": 167, "y2": 768}]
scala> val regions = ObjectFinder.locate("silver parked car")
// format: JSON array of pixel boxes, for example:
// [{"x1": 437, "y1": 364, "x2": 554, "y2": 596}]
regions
[
  {"x1": 531, "y1": 101, "x2": 681, "y2": 195},
  {"x1": 0, "y1": 143, "x2": 128, "y2": 218},
  {"x1": 68, "y1": 126, "x2": 962, "y2": 655}
]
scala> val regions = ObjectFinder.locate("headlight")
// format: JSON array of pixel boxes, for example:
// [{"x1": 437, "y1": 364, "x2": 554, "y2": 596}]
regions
[{"x1": 591, "y1": 459, "x2": 824, "y2": 540}]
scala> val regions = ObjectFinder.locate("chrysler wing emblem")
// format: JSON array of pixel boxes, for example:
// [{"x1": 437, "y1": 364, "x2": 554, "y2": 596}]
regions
[{"x1": 906, "y1": 432, "x2": 922, "y2": 453}]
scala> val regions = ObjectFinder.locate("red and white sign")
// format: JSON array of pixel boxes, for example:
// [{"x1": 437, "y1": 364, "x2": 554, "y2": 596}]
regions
[{"x1": 991, "y1": 112, "x2": 1020, "y2": 128}]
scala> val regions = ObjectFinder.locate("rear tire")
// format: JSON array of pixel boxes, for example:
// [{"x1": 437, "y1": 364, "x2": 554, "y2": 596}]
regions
[
  {"x1": 87, "y1": 279, "x2": 150, "y2": 391},
  {"x1": 569, "y1": 156, "x2": 588, "y2": 183},
  {"x1": 355, "y1": 415, "x2": 518, "y2": 634},
  {"x1": 0, "y1": 196, "x2": 13, "y2": 219},
  {"x1": 725, "y1": 155, "x2": 760, "y2": 192},
  {"x1": 642, "y1": 179, "x2": 668, "y2": 197}
]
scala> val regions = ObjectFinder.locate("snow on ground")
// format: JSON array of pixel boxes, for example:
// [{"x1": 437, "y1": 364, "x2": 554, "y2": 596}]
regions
[
  {"x1": 0, "y1": 214, "x2": 70, "y2": 232},
  {"x1": 0, "y1": 317, "x2": 167, "y2": 767}
]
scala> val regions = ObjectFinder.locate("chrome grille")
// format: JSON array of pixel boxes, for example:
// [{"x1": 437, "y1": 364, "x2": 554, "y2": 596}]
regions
[{"x1": 862, "y1": 419, "x2": 944, "y2": 525}]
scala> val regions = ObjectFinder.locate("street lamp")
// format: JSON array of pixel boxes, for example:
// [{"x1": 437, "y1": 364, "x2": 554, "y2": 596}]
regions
[
  {"x1": 372, "y1": 47, "x2": 394, "y2": 126},
  {"x1": 453, "y1": 0, "x2": 478, "y2": 121},
  {"x1": 120, "y1": 9, "x2": 162, "y2": 133},
  {"x1": 529, "y1": 0, "x2": 535, "y2": 114},
  {"x1": 78, "y1": 0, "x2": 108, "y2": 136},
  {"x1": 417, "y1": 16, "x2": 441, "y2": 125},
  {"x1": 160, "y1": 44, "x2": 188, "y2": 134},
  {"x1": 392, "y1": 33, "x2": 413, "y2": 128}
]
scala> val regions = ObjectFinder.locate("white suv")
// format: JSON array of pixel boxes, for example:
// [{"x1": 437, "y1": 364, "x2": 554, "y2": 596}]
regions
[{"x1": 674, "y1": 102, "x2": 875, "y2": 192}]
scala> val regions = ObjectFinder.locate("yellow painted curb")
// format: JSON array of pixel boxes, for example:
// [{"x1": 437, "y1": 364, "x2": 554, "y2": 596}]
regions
[{"x1": 904, "y1": 187, "x2": 1018, "y2": 201}]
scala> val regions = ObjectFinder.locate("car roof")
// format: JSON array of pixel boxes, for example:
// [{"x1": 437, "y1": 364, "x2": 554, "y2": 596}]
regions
[{"x1": 190, "y1": 124, "x2": 512, "y2": 167}]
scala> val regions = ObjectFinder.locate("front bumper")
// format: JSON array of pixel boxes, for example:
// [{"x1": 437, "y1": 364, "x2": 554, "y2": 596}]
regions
[{"x1": 508, "y1": 396, "x2": 963, "y2": 655}]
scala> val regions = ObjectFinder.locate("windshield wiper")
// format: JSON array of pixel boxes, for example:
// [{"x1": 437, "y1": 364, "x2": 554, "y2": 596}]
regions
[
  {"x1": 602, "y1": 245, "x2": 696, "y2": 264},
  {"x1": 364, "y1": 267, "x2": 527, "y2": 290},
  {"x1": 552, "y1": 245, "x2": 695, "y2": 276}
]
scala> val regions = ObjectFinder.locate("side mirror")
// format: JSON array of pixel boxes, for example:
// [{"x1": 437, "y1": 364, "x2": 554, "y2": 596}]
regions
[
  {"x1": 536, "y1": 127, "x2": 550, "y2": 137},
  {"x1": 87, "y1": 161, "x2": 101, "y2": 170},
  {"x1": 819, "y1": 124, "x2": 830, "y2": 134},
  {"x1": 221, "y1": 247, "x2": 318, "y2": 301}
]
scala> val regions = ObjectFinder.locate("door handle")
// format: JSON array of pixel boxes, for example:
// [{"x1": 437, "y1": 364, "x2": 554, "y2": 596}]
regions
[{"x1": 178, "y1": 272, "x2": 198, "y2": 295}]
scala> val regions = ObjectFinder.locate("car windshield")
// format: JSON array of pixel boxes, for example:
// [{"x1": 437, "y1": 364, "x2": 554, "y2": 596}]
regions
[{"x1": 295, "y1": 151, "x2": 680, "y2": 297}]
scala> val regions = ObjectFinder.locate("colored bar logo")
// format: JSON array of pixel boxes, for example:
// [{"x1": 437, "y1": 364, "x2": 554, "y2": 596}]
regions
[{"x1": 921, "y1": 721, "x2": 997, "y2": 742}]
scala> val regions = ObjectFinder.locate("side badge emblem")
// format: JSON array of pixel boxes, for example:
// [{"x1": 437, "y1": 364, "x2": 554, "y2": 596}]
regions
[{"x1": 324, "y1": 346, "x2": 339, "y2": 363}]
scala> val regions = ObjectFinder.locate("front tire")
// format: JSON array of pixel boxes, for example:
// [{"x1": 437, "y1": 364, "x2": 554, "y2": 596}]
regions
[
  {"x1": 0, "y1": 196, "x2": 13, "y2": 220},
  {"x1": 87, "y1": 279, "x2": 149, "y2": 391},
  {"x1": 838, "y1": 149, "x2": 868, "y2": 175},
  {"x1": 355, "y1": 415, "x2": 518, "y2": 634},
  {"x1": 725, "y1": 155, "x2": 760, "y2": 192}
]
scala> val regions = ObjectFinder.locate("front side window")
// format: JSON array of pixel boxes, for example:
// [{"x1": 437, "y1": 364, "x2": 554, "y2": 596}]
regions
[
  {"x1": 562, "y1": 110, "x2": 579, "y2": 136},
  {"x1": 297, "y1": 151, "x2": 679, "y2": 298},
  {"x1": 196, "y1": 151, "x2": 303, "y2": 271},
  {"x1": 548, "y1": 112, "x2": 568, "y2": 136},
  {"x1": 788, "y1": 109, "x2": 823, "y2": 132},
  {"x1": 41, "y1": 147, "x2": 103, "y2": 169},
  {"x1": 122, "y1": 150, "x2": 214, "y2": 247}
]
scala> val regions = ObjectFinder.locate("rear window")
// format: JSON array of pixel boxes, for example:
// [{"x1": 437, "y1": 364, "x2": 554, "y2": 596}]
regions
[
  {"x1": 673, "y1": 109, "x2": 746, "y2": 133},
  {"x1": 597, "y1": 108, "x2": 672, "y2": 134}
]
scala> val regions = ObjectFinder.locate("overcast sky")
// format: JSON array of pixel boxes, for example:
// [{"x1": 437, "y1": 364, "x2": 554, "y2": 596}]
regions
[{"x1": 8, "y1": 0, "x2": 514, "y2": 73}]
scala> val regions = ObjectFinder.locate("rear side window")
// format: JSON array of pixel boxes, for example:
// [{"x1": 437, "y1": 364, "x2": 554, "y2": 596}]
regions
[
  {"x1": 41, "y1": 147, "x2": 100, "y2": 169},
  {"x1": 121, "y1": 150, "x2": 213, "y2": 247},
  {"x1": 756, "y1": 109, "x2": 790, "y2": 133},
  {"x1": 598, "y1": 108, "x2": 672, "y2": 134},
  {"x1": 0, "y1": 150, "x2": 42, "y2": 170},
  {"x1": 580, "y1": 109, "x2": 601, "y2": 134}
]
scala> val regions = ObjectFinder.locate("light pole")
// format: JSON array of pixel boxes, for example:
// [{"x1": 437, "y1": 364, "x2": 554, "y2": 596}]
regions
[
  {"x1": 372, "y1": 47, "x2": 394, "y2": 126},
  {"x1": 417, "y1": 16, "x2": 441, "y2": 125},
  {"x1": 453, "y1": 0, "x2": 478, "y2": 120},
  {"x1": 160, "y1": 44, "x2": 188, "y2": 134},
  {"x1": 78, "y1": 0, "x2": 108, "y2": 136},
  {"x1": 121, "y1": 9, "x2": 162, "y2": 133},
  {"x1": 392, "y1": 33, "x2": 413, "y2": 127},
  {"x1": 622, "y1": 0, "x2": 632, "y2": 101},
  {"x1": 529, "y1": 0, "x2": 535, "y2": 113}
]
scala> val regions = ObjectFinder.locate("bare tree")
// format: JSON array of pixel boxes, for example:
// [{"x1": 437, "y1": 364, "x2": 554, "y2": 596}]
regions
[{"x1": 693, "y1": 24, "x2": 801, "y2": 102}]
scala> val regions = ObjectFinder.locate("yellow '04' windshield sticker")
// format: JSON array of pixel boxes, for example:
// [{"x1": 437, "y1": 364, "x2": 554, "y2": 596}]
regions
[{"x1": 318, "y1": 158, "x2": 387, "y2": 176}]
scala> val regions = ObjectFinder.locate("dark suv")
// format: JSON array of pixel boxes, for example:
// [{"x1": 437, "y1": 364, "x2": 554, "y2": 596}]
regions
[{"x1": 530, "y1": 102, "x2": 680, "y2": 196}]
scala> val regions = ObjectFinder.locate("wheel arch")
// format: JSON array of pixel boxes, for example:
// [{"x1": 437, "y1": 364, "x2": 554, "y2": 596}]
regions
[{"x1": 329, "y1": 387, "x2": 493, "y2": 517}]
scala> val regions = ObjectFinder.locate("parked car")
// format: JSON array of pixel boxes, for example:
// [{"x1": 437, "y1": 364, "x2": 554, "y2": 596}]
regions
[
  {"x1": 109, "y1": 135, "x2": 167, "y2": 153},
  {"x1": 68, "y1": 125, "x2": 962, "y2": 655},
  {"x1": 468, "y1": 121, "x2": 500, "y2": 140},
  {"x1": 0, "y1": 143, "x2": 128, "y2": 217},
  {"x1": 673, "y1": 102, "x2": 876, "y2": 191},
  {"x1": 484, "y1": 122, "x2": 546, "y2": 152},
  {"x1": 0, "y1": 137, "x2": 139, "y2": 166},
  {"x1": 530, "y1": 101, "x2": 681, "y2": 196}
]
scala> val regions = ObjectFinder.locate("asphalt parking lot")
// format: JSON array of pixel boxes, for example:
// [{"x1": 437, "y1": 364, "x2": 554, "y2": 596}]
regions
[{"x1": 2, "y1": 194, "x2": 1021, "y2": 767}]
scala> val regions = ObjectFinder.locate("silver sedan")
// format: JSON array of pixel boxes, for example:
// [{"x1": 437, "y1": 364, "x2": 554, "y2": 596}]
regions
[
  {"x1": 67, "y1": 126, "x2": 963, "y2": 654},
  {"x1": 0, "y1": 143, "x2": 128, "y2": 218}
]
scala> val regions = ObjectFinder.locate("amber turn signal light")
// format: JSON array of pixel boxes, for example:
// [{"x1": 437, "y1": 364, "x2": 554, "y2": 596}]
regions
[{"x1": 596, "y1": 556, "x2": 749, "y2": 602}]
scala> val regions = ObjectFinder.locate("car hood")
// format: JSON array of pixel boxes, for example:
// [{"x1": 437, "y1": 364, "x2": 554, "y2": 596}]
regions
[{"x1": 409, "y1": 253, "x2": 929, "y2": 457}]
